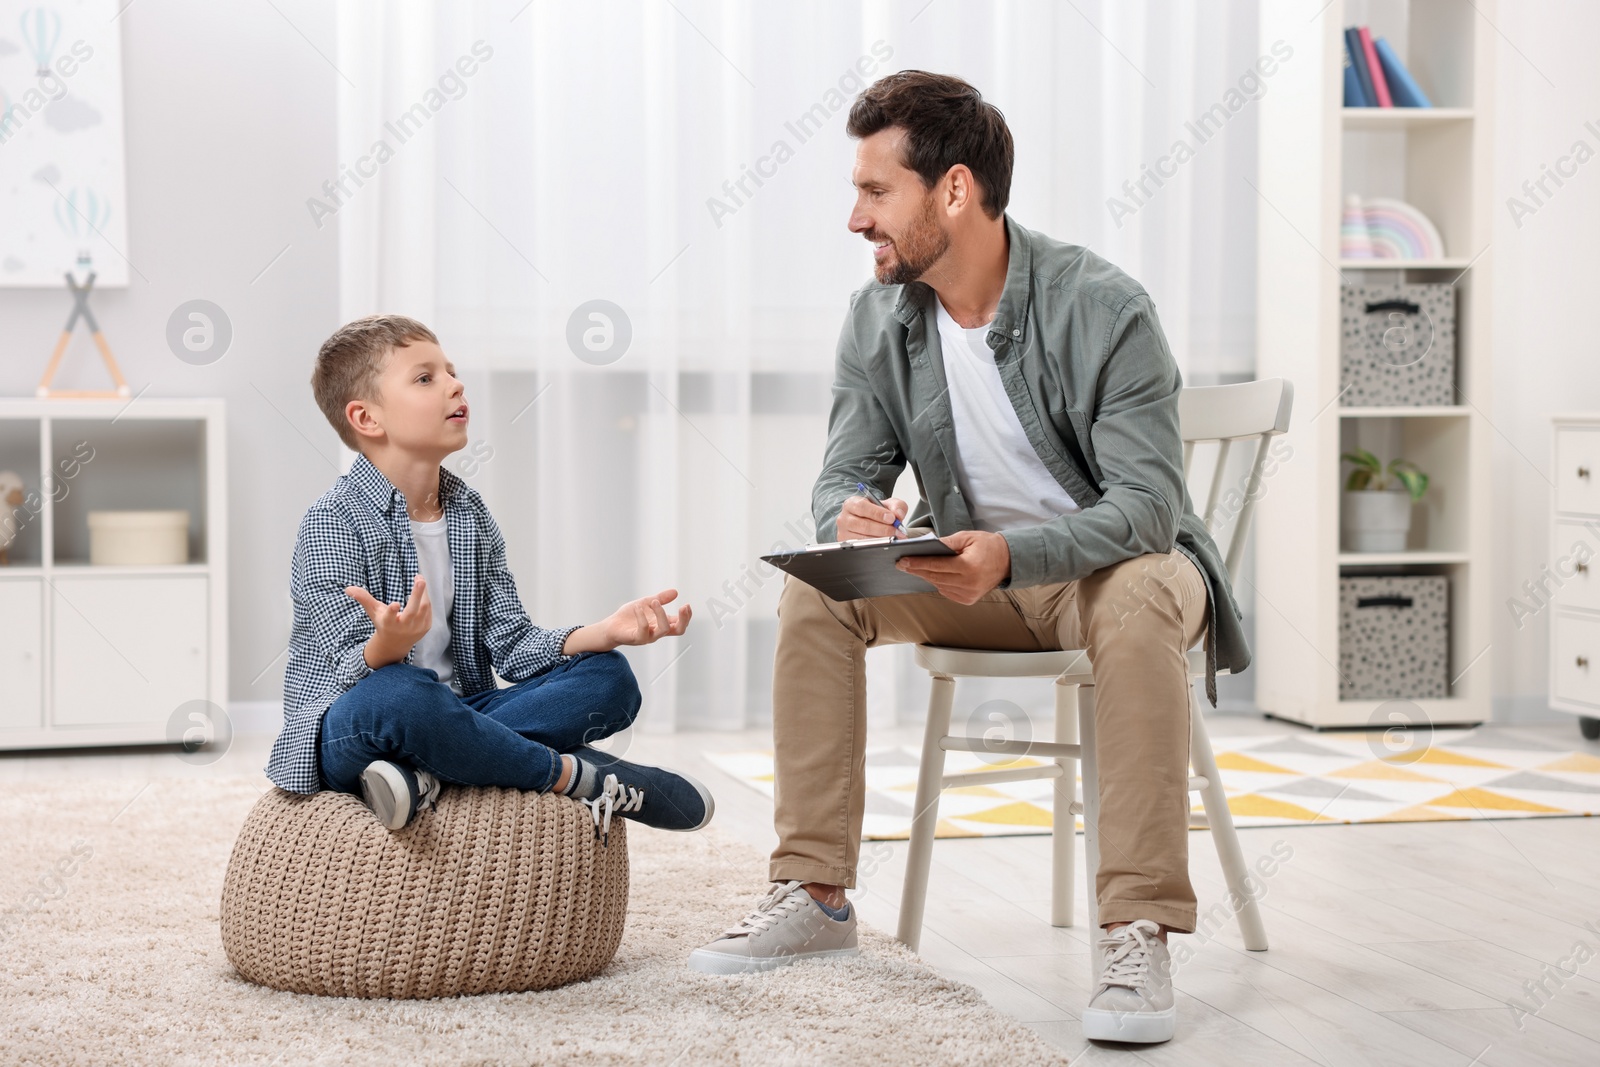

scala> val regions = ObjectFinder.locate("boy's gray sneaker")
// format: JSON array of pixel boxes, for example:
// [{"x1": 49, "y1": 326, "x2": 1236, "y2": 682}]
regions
[
  {"x1": 359, "y1": 760, "x2": 441, "y2": 830},
  {"x1": 687, "y1": 880, "x2": 859, "y2": 974},
  {"x1": 1081, "y1": 919, "x2": 1177, "y2": 1044}
]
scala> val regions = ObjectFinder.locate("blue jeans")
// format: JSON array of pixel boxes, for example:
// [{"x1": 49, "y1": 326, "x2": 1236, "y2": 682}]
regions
[{"x1": 317, "y1": 650, "x2": 641, "y2": 796}]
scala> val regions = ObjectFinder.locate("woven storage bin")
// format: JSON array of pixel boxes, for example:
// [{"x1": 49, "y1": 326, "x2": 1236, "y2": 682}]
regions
[
  {"x1": 1338, "y1": 575, "x2": 1449, "y2": 700},
  {"x1": 220, "y1": 785, "x2": 628, "y2": 998}
]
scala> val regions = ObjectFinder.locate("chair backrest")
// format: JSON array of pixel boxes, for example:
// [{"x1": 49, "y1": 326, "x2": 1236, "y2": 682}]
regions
[{"x1": 1176, "y1": 378, "x2": 1294, "y2": 586}]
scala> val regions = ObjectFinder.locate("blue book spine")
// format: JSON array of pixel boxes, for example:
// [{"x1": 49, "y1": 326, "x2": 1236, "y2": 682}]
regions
[
  {"x1": 1345, "y1": 27, "x2": 1376, "y2": 107},
  {"x1": 1344, "y1": 53, "x2": 1367, "y2": 106},
  {"x1": 1374, "y1": 37, "x2": 1433, "y2": 107}
]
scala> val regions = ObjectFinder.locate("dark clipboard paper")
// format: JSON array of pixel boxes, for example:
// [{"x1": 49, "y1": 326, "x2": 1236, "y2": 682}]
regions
[{"x1": 760, "y1": 533, "x2": 957, "y2": 600}]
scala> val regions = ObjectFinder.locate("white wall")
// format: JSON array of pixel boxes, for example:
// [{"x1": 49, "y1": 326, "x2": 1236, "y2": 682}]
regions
[
  {"x1": 4, "y1": 0, "x2": 1583, "y2": 729},
  {"x1": 1491, "y1": 2, "x2": 1600, "y2": 721},
  {"x1": 0, "y1": 0, "x2": 339, "y2": 721}
]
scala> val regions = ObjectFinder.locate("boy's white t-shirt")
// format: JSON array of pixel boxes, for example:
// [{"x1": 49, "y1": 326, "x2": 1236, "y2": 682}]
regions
[
  {"x1": 408, "y1": 515, "x2": 461, "y2": 695},
  {"x1": 934, "y1": 298, "x2": 1082, "y2": 532}
]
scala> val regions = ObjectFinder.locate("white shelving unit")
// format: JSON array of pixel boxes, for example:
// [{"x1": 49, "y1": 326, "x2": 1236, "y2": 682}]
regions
[
  {"x1": 0, "y1": 397, "x2": 228, "y2": 749},
  {"x1": 1254, "y1": 1, "x2": 1494, "y2": 728}
]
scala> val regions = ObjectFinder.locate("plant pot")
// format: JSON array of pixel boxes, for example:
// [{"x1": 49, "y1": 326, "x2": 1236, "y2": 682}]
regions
[{"x1": 1341, "y1": 489, "x2": 1413, "y2": 553}]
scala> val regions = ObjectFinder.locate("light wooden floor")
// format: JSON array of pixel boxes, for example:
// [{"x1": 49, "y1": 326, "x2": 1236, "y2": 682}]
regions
[{"x1": 6, "y1": 715, "x2": 1599, "y2": 1065}]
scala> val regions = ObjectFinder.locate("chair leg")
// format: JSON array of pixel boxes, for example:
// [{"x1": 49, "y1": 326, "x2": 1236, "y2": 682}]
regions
[
  {"x1": 1051, "y1": 681, "x2": 1078, "y2": 927},
  {"x1": 897, "y1": 672, "x2": 956, "y2": 952},
  {"x1": 1190, "y1": 686, "x2": 1270, "y2": 951},
  {"x1": 1078, "y1": 684, "x2": 1101, "y2": 989}
]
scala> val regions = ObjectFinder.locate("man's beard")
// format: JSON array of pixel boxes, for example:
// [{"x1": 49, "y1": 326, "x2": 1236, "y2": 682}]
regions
[{"x1": 872, "y1": 194, "x2": 949, "y2": 285}]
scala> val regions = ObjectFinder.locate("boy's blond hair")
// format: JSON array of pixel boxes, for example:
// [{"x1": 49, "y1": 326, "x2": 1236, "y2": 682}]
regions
[{"x1": 312, "y1": 314, "x2": 438, "y2": 451}]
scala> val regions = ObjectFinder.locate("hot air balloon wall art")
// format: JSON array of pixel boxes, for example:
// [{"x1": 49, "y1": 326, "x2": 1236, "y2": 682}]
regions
[
  {"x1": 0, "y1": 0, "x2": 129, "y2": 290},
  {"x1": 19, "y1": 4, "x2": 59, "y2": 77},
  {"x1": 52, "y1": 182, "x2": 108, "y2": 271},
  {"x1": 37, "y1": 184, "x2": 130, "y2": 398}
]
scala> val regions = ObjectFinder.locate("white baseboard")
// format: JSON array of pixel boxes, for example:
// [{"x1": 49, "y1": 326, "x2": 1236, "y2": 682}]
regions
[{"x1": 1201, "y1": 694, "x2": 1579, "y2": 728}]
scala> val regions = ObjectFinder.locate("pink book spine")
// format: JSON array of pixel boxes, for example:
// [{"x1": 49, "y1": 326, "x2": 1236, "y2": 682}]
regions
[{"x1": 1358, "y1": 26, "x2": 1393, "y2": 107}]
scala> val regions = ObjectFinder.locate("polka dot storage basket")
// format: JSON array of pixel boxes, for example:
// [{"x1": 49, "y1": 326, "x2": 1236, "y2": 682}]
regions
[{"x1": 1339, "y1": 283, "x2": 1456, "y2": 407}]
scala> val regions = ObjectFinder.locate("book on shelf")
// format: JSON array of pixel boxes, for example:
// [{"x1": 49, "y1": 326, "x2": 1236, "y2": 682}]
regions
[
  {"x1": 1357, "y1": 26, "x2": 1393, "y2": 106},
  {"x1": 1374, "y1": 37, "x2": 1434, "y2": 107},
  {"x1": 1344, "y1": 25, "x2": 1433, "y2": 108},
  {"x1": 1343, "y1": 46, "x2": 1369, "y2": 106},
  {"x1": 1345, "y1": 27, "x2": 1377, "y2": 106}
]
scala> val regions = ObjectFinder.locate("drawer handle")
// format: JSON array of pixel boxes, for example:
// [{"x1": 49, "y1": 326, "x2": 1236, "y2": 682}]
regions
[
  {"x1": 1579, "y1": 656, "x2": 1591, "y2": 669},
  {"x1": 1580, "y1": 466, "x2": 1592, "y2": 480}
]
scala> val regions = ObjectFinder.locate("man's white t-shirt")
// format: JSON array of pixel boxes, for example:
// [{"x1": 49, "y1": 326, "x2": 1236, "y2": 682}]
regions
[
  {"x1": 934, "y1": 298, "x2": 1081, "y2": 532},
  {"x1": 408, "y1": 515, "x2": 461, "y2": 695}
]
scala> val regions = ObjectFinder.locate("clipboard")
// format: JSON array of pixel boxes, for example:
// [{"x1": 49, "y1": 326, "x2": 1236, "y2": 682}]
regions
[{"x1": 760, "y1": 532, "x2": 956, "y2": 600}]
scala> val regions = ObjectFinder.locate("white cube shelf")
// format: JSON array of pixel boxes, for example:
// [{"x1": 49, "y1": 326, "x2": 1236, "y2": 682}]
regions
[
  {"x1": 1254, "y1": 0, "x2": 1495, "y2": 727},
  {"x1": 0, "y1": 397, "x2": 227, "y2": 749}
]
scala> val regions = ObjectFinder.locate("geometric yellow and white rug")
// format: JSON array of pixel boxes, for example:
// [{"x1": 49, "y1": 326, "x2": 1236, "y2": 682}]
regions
[{"x1": 706, "y1": 726, "x2": 1600, "y2": 839}]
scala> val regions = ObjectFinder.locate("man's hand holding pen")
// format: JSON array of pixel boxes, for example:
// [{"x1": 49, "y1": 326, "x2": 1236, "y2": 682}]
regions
[
  {"x1": 836, "y1": 490, "x2": 909, "y2": 541},
  {"x1": 838, "y1": 488, "x2": 1012, "y2": 605}
]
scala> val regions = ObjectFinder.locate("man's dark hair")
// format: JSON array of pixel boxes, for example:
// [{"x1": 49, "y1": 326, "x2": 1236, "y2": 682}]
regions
[{"x1": 846, "y1": 70, "x2": 1014, "y2": 219}]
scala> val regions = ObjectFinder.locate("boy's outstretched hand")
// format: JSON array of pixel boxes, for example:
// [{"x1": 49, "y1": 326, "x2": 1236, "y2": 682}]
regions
[
  {"x1": 347, "y1": 574, "x2": 432, "y2": 670},
  {"x1": 563, "y1": 588, "x2": 692, "y2": 655}
]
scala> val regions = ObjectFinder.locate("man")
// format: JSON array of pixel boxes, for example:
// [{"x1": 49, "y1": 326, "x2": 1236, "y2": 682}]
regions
[{"x1": 687, "y1": 71, "x2": 1249, "y2": 1045}]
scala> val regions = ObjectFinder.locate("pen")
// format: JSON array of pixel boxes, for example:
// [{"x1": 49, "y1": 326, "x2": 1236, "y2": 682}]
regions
[{"x1": 856, "y1": 481, "x2": 904, "y2": 538}]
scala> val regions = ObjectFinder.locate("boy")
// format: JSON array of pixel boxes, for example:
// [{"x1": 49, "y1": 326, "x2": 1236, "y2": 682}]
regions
[{"x1": 265, "y1": 314, "x2": 714, "y2": 836}]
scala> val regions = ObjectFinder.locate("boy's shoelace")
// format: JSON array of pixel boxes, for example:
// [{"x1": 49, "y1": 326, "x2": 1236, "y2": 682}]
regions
[{"x1": 581, "y1": 773, "x2": 644, "y2": 846}]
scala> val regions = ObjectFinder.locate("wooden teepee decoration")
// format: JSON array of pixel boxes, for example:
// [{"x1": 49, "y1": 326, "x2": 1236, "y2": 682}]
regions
[{"x1": 37, "y1": 270, "x2": 130, "y2": 398}]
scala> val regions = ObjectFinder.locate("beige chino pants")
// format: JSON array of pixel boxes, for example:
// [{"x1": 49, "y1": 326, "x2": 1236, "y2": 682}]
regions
[{"x1": 768, "y1": 548, "x2": 1210, "y2": 933}]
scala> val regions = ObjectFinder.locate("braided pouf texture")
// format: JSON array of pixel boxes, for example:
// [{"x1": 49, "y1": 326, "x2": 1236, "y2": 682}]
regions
[{"x1": 220, "y1": 785, "x2": 629, "y2": 999}]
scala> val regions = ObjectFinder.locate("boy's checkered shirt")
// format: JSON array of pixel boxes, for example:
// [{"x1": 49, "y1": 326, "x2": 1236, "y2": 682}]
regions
[{"x1": 266, "y1": 453, "x2": 580, "y2": 794}]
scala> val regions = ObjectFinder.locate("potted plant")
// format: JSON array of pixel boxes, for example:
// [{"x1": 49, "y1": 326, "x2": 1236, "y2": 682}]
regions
[{"x1": 1340, "y1": 449, "x2": 1429, "y2": 552}]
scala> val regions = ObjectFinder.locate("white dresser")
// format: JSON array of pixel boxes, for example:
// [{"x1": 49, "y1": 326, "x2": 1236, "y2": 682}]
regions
[{"x1": 1550, "y1": 416, "x2": 1600, "y2": 740}]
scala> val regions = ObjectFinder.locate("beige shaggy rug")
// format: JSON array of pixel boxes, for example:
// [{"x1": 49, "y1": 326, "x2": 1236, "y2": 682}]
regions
[{"x1": 0, "y1": 776, "x2": 1067, "y2": 1066}]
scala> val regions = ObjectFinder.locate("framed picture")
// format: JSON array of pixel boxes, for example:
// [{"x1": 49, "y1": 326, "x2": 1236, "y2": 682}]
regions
[{"x1": 0, "y1": 0, "x2": 128, "y2": 288}]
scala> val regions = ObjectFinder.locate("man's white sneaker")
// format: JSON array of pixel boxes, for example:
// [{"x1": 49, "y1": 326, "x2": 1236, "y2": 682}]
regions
[
  {"x1": 687, "y1": 880, "x2": 859, "y2": 974},
  {"x1": 358, "y1": 760, "x2": 441, "y2": 830},
  {"x1": 1081, "y1": 919, "x2": 1177, "y2": 1044}
]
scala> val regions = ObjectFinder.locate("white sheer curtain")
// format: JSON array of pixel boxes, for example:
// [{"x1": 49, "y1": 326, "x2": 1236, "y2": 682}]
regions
[{"x1": 335, "y1": 0, "x2": 1264, "y2": 732}]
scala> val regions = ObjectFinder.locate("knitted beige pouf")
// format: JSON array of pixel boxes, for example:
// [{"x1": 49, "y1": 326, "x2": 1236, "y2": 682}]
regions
[{"x1": 220, "y1": 785, "x2": 628, "y2": 998}]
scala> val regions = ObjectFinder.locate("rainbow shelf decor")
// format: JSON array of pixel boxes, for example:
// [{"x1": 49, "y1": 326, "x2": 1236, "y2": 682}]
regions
[
  {"x1": 1362, "y1": 197, "x2": 1445, "y2": 259},
  {"x1": 1340, "y1": 194, "x2": 1373, "y2": 258}
]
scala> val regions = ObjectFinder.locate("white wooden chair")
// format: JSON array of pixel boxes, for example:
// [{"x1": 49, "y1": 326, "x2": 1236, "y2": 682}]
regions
[{"x1": 895, "y1": 378, "x2": 1294, "y2": 976}]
